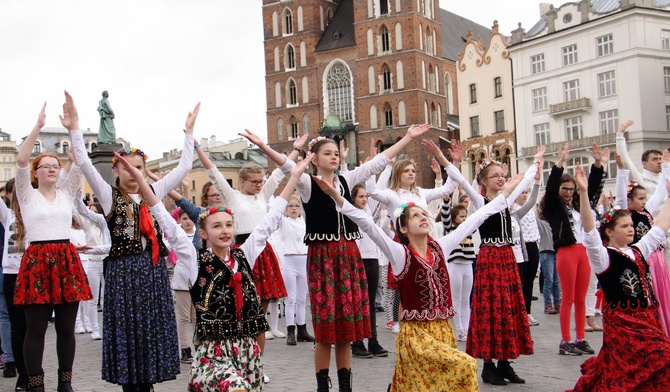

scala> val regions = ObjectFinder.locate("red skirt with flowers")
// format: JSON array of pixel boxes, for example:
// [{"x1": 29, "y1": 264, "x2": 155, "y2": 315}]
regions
[
  {"x1": 466, "y1": 245, "x2": 533, "y2": 360},
  {"x1": 234, "y1": 241, "x2": 287, "y2": 302},
  {"x1": 307, "y1": 239, "x2": 371, "y2": 343},
  {"x1": 14, "y1": 240, "x2": 92, "y2": 305},
  {"x1": 571, "y1": 304, "x2": 670, "y2": 392}
]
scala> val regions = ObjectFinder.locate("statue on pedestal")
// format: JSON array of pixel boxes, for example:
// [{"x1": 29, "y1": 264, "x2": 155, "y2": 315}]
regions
[{"x1": 97, "y1": 90, "x2": 116, "y2": 144}]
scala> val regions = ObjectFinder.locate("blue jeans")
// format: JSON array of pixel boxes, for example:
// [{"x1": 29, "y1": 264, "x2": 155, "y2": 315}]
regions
[
  {"x1": 0, "y1": 290, "x2": 14, "y2": 362},
  {"x1": 540, "y1": 251, "x2": 561, "y2": 307}
]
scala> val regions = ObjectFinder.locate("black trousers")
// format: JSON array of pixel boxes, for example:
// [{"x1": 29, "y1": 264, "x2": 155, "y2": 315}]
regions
[
  {"x1": 517, "y1": 242, "x2": 540, "y2": 314},
  {"x1": 362, "y1": 258, "x2": 379, "y2": 338}
]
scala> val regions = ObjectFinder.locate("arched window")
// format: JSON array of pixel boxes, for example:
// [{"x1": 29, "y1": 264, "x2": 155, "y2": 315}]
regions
[
  {"x1": 287, "y1": 78, "x2": 298, "y2": 106},
  {"x1": 283, "y1": 8, "x2": 293, "y2": 35},
  {"x1": 320, "y1": 6, "x2": 324, "y2": 30},
  {"x1": 424, "y1": 100, "x2": 429, "y2": 123},
  {"x1": 437, "y1": 104, "x2": 442, "y2": 127},
  {"x1": 380, "y1": 26, "x2": 390, "y2": 53},
  {"x1": 384, "y1": 103, "x2": 393, "y2": 127},
  {"x1": 395, "y1": 22, "x2": 403, "y2": 50},
  {"x1": 272, "y1": 11, "x2": 279, "y2": 37},
  {"x1": 277, "y1": 118, "x2": 284, "y2": 140},
  {"x1": 419, "y1": 23, "x2": 424, "y2": 50},
  {"x1": 430, "y1": 103, "x2": 437, "y2": 126},
  {"x1": 290, "y1": 116, "x2": 299, "y2": 139},
  {"x1": 444, "y1": 73, "x2": 454, "y2": 114},
  {"x1": 62, "y1": 141, "x2": 69, "y2": 154},
  {"x1": 367, "y1": 28, "x2": 374, "y2": 56},
  {"x1": 370, "y1": 104, "x2": 378, "y2": 129},
  {"x1": 398, "y1": 100, "x2": 406, "y2": 125},
  {"x1": 382, "y1": 64, "x2": 392, "y2": 91},
  {"x1": 428, "y1": 64, "x2": 435, "y2": 92},
  {"x1": 300, "y1": 41, "x2": 307, "y2": 66},
  {"x1": 396, "y1": 60, "x2": 404, "y2": 89},
  {"x1": 368, "y1": 65, "x2": 376, "y2": 94},
  {"x1": 297, "y1": 6, "x2": 304, "y2": 31},
  {"x1": 327, "y1": 8, "x2": 333, "y2": 23},
  {"x1": 303, "y1": 114, "x2": 309, "y2": 134},
  {"x1": 274, "y1": 46, "x2": 280, "y2": 71},
  {"x1": 396, "y1": 0, "x2": 401, "y2": 12},
  {"x1": 426, "y1": 26, "x2": 433, "y2": 55},
  {"x1": 285, "y1": 44, "x2": 295, "y2": 70},
  {"x1": 367, "y1": 0, "x2": 374, "y2": 18},
  {"x1": 325, "y1": 60, "x2": 353, "y2": 121},
  {"x1": 33, "y1": 141, "x2": 41, "y2": 154},
  {"x1": 275, "y1": 82, "x2": 282, "y2": 108},
  {"x1": 302, "y1": 76, "x2": 309, "y2": 103}
]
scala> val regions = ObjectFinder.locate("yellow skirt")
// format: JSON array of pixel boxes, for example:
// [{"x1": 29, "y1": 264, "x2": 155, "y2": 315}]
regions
[{"x1": 391, "y1": 319, "x2": 479, "y2": 392}]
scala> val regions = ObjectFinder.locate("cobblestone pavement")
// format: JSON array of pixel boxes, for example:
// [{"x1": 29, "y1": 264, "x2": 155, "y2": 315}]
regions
[{"x1": 0, "y1": 292, "x2": 602, "y2": 392}]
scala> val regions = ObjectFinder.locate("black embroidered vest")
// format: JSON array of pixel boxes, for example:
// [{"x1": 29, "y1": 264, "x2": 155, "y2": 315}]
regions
[
  {"x1": 478, "y1": 197, "x2": 513, "y2": 245},
  {"x1": 105, "y1": 187, "x2": 169, "y2": 258},
  {"x1": 302, "y1": 175, "x2": 361, "y2": 243},
  {"x1": 631, "y1": 209, "x2": 654, "y2": 245},
  {"x1": 597, "y1": 247, "x2": 658, "y2": 310},
  {"x1": 190, "y1": 248, "x2": 268, "y2": 340},
  {"x1": 396, "y1": 240, "x2": 455, "y2": 320}
]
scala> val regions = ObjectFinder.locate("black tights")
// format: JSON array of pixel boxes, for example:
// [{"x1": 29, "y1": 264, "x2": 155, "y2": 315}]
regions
[
  {"x1": 4, "y1": 274, "x2": 27, "y2": 378},
  {"x1": 23, "y1": 302, "x2": 79, "y2": 375}
]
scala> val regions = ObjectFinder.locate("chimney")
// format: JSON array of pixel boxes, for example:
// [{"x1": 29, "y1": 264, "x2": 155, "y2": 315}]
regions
[
  {"x1": 210, "y1": 135, "x2": 217, "y2": 149},
  {"x1": 539, "y1": 3, "x2": 552, "y2": 16},
  {"x1": 200, "y1": 137, "x2": 208, "y2": 149}
]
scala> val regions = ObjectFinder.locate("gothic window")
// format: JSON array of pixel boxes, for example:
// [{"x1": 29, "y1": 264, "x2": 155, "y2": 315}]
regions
[
  {"x1": 384, "y1": 103, "x2": 393, "y2": 127},
  {"x1": 283, "y1": 8, "x2": 293, "y2": 35},
  {"x1": 287, "y1": 79, "x2": 298, "y2": 106},
  {"x1": 325, "y1": 61, "x2": 353, "y2": 121},
  {"x1": 381, "y1": 26, "x2": 390, "y2": 53},
  {"x1": 290, "y1": 116, "x2": 299, "y2": 139},
  {"x1": 285, "y1": 44, "x2": 295, "y2": 70},
  {"x1": 382, "y1": 64, "x2": 391, "y2": 91}
]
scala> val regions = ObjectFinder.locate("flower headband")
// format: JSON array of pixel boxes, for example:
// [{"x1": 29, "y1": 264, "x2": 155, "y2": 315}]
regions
[
  {"x1": 308, "y1": 136, "x2": 329, "y2": 152},
  {"x1": 627, "y1": 180, "x2": 642, "y2": 196},
  {"x1": 198, "y1": 206, "x2": 235, "y2": 223},
  {"x1": 393, "y1": 202, "x2": 417, "y2": 219},
  {"x1": 599, "y1": 205, "x2": 628, "y2": 226},
  {"x1": 476, "y1": 159, "x2": 501, "y2": 175},
  {"x1": 111, "y1": 147, "x2": 149, "y2": 167}
]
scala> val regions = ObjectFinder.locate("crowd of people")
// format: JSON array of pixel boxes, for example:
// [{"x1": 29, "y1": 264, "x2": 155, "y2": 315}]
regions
[{"x1": 0, "y1": 92, "x2": 668, "y2": 392}]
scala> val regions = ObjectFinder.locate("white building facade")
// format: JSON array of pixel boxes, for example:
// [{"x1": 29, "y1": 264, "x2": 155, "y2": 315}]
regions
[{"x1": 509, "y1": 0, "x2": 670, "y2": 185}]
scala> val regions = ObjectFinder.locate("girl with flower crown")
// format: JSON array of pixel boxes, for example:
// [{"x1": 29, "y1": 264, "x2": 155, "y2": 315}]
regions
[
  {"x1": 313, "y1": 162, "x2": 526, "y2": 392},
  {"x1": 613, "y1": 150, "x2": 670, "y2": 336},
  {"x1": 239, "y1": 124, "x2": 430, "y2": 392},
  {"x1": 444, "y1": 146, "x2": 545, "y2": 386},
  {"x1": 571, "y1": 164, "x2": 670, "y2": 392},
  {"x1": 66, "y1": 92, "x2": 197, "y2": 391}
]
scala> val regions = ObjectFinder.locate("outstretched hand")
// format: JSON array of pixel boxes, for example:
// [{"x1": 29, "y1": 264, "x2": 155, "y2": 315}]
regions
[
  {"x1": 614, "y1": 151, "x2": 625, "y2": 169},
  {"x1": 114, "y1": 152, "x2": 145, "y2": 183},
  {"x1": 293, "y1": 133, "x2": 309, "y2": 150},
  {"x1": 145, "y1": 170, "x2": 161, "y2": 182},
  {"x1": 184, "y1": 103, "x2": 201, "y2": 134},
  {"x1": 663, "y1": 150, "x2": 670, "y2": 164},
  {"x1": 407, "y1": 123, "x2": 431, "y2": 139},
  {"x1": 574, "y1": 164, "x2": 588, "y2": 191},
  {"x1": 618, "y1": 120, "x2": 633, "y2": 134},
  {"x1": 340, "y1": 139, "x2": 349, "y2": 159},
  {"x1": 36, "y1": 102, "x2": 46, "y2": 130},
  {"x1": 430, "y1": 157, "x2": 441, "y2": 175},
  {"x1": 290, "y1": 153, "x2": 313, "y2": 178},
  {"x1": 533, "y1": 145, "x2": 546, "y2": 168},
  {"x1": 59, "y1": 91, "x2": 79, "y2": 131},
  {"x1": 238, "y1": 129, "x2": 265, "y2": 146},
  {"x1": 448, "y1": 139, "x2": 463, "y2": 162},
  {"x1": 312, "y1": 175, "x2": 343, "y2": 205},
  {"x1": 557, "y1": 143, "x2": 570, "y2": 163},
  {"x1": 501, "y1": 173, "x2": 524, "y2": 199}
]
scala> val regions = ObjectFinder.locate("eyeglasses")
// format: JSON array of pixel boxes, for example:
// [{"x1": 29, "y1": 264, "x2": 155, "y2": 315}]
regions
[
  {"x1": 244, "y1": 179, "x2": 265, "y2": 186},
  {"x1": 487, "y1": 174, "x2": 505, "y2": 179},
  {"x1": 287, "y1": 205, "x2": 301, "y2": 208},
  {"x1": 36, "y1": 164, "x2": 61, "y2": 170},
  {"x1": 560, "y1": 187, "x2": 575, "y2": 192},
  {"x1": 206, "y1": 193, "x2": 221, "y2": 198}
]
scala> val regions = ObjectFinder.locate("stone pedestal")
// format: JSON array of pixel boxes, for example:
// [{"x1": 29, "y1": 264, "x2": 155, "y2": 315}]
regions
[{"x1": 89, "y1": 143, "x2": 122, "y2": 186}]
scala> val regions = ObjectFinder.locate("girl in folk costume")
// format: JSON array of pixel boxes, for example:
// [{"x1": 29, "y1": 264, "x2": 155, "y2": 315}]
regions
[
  {"x1": 239, "y1": 124, "x2": 431, "y2": 392},
  {"x1": 313, "y1": 160, "x2": 527, "y2": 392},
  {"x1": 613, "y1": 151, "x2": 670, "y2": 336},
  {"x1": 15, "y1": 101, "x2": 92, "y2": 392},
  {"x1": 186, "y1": 155, "x2": 313, "y2": 392},
  {"x1": 458, "y1": 147, "x2": 546, "y2": 386},
  {"x1": 571, "y1": 164, "x2": 670, "y2": 392},
  {"x1": 67, "y1": 92, "x2": 197, "y2": 391}
]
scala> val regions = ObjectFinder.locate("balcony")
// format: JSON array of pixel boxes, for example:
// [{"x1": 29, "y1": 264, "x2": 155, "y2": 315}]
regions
[
  {"x1": 520, "y1": 133, "x2": 616, "y2": 158},
  {"x1": 549, "y1": 97, "x2": 591, "y2": 116}
]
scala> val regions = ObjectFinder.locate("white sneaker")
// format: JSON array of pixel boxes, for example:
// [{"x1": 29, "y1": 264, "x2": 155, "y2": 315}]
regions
[
  {"x1": 457, "y1": 332, "x2": 467, "y2": 342},
  {"x1": 528, "y1": 314, "x2": 540, "y2": 326},
  {"x1": 91, "y1": 330, "x2": 102, "y2": 340},
  {"x1": 263, "y1": 374, "x2": 270, "y2": 384},
  {"x1": 271, "y1": 330, "x2": 286, "y2": 338},
  {"x1": 85, "y1": 325, "x2": 92, "y2": 333},
  {"x1": 391, "y1": 322, "x2": 400, "y2": 334},
  {"x1": 75, "y1": 324, "x2": 86, "y2": 334},
  {"x1": 264, "y1": 331, "x2": 274, "y2": 340}
]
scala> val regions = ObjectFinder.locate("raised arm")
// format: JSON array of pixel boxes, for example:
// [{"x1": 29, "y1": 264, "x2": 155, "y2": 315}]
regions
[
  {"x1": 514, "y1": 182, "x2": 541, "y2": 220},
  {"x1": 17, "y1": 103, "x2": 46, "y2": 168},
  {"x1": 646, "y1": 156, "x2": 670, "y2": 213},
  {"x1": 613, "y1": 152, "x2": 628, "y2": 209},
  {"x1": 151, "y1": 202, "x2": 198, "y2": 286},
  {"x1": 616, "y1": 120, "x2": 647, "y2": 187}
]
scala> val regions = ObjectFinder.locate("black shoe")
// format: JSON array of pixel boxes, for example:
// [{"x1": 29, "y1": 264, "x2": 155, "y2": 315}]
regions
[
  {"x1": 375, "y1": 306, "x2": 385, "y2": 312},
  {"x1": 137, "y1": 383, "x2": 154, "y2": 392},
  {"x1": 316, "y1": 369, "x2": 332, "y2": 392},
  {"x1": 497, "y1": 360, "x2": 525, "y2": 383},
  {"x1": 481, "y1": 362, "x2": 507, "y2": 385},
  {"x1": 574, "y1": 340, "x2": 595, "y2": 354},
  {"x1": 286, "y1": 325, "x2": 297, "y2": 346},
  {"x1": 351, "y1": 341, "x2": 373, "y2": 358},
  {"x1": 531, "y1": 296, "x2": 539, "y2": 301},
  {"x1": 180, "y1": 348, "x2": 193, "y2": 364},
  {"x1": 57, "y1": 369, "x2": 74, "y2": 392},
  {"x1": 368, "y1": 338, "x2": 388, "y2": 357},
  {"x1": 558, "y1": 341, "x2": 583, "y2": 356},
  {"x1": 15, "y1": 373, "x2": 28, "y2": 391},
  {"x1": 296, "y1": 324, "x2": 316, "y2": 343},
  {"x1": 4, "y1": 362, "x2": 16, "y2": 377},
  {"x1": 337, "y1": 368, "x2": 352, "y2": 392}
]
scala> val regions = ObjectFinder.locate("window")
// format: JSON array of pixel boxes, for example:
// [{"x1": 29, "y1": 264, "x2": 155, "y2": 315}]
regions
[
  {"x1": 532, "y1": 87, "x2": 547, "y2": 111},
  {"x1": 667, "y1": 106, "x2": 670, "y2": 130},
  {"x1": 663, "y1": 30, "x2": 670, "y2": 50},
  {"x1": 665, "y1": 67, "x2": 670, "y2": 92},
  {"x1": 563, "y1": 79, "x2": 580, "y2": 101},
  {"x1": 33, "y1": 142, "x2": 40, "y2": 154},
  {"x1": 382, "y1": 64, "x2": 392, "y2": 91},
  {"x1": 3, "y1": 168, "x2": 11, "y2": 181},
  {"x1": 277, "y1": 118, "x2": 284, "y2": 140},
  {"x1": 283, "y1": 8, "x2": 293, "y2": 35},
  {"x1": 534, "y1": 123, "x2": 550, "y2": 146},
  {"x1": 565, "y1": 116, "x2": 583, "y2": 140},
  {"x1": 303, "y1": 114, "x2": 309, "y2": 134},
  {"x1": 326, "y1": 61, "x2": 353, "y2": 121},
  {"x1": 493, "y1": 110, "x2": 505, "y2": 132},
  {"x1": 469, "y1": 83, "x2": 477, "y2": 104},
  {"x1": 430, "y1": 103, "x2": 437, "y2": 126},
  {"x1": 599, "y1": 109, "x2": 619, "y2": 135},
  {"x1": 285, "y1": 44, "x2": 295, "y2": 70},
  {"x1": 398, "y1": 100, "x2": 406, "y2": 125},
  {"x1": 290, "y1": 116, "x2": 299, "y2": 140},
  {"x1": 597, "y1": 71, "x2": 616, "y2": 97},
  {"x1": 380, "y1": 0, "x2": 389, "y2": 15},
  {"x1": 381, "y1": 26, "x2": 390, "y2": 53},
  {"x1": 384, "y1": 103, "x2": 393, "y2": 127},
  {"x1": 287, "y1": 79, "x2": 297, "y2": 106},
  {"x1": 470, "y1": 116, "x2": 480, "y2": 137},
  {"x1": 531, "y1": 54, "x2": 545, "y2": 74},
  {"x1": 541, "y1": 161, "x2": 553, "y2": 185},
  {"x1": 370, "y1": 104, "x2": 378, "y2": 129},
  {"x1": 565, "y1": 156, "x2": 588, "y2": 176},
  {"x1": 596, "y1": 34, "x2": 613, "y2": 57},
  {"x1": 562, "y1": 44, "x2": 578, "y2": 66},
  {"x1": 494, "y1": 77, "x2": 502, "y2": 98},
  {"x1": 191, "y1": 180, "x2": 196, "y2": 191},
  {"x1": 62, "y1": 141, "x2": 69, "y2": 154}
]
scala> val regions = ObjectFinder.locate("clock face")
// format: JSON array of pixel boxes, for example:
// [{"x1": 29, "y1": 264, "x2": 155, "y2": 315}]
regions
[{"x1": 563, "y1": 13, "x2": 573, "y2": 23}]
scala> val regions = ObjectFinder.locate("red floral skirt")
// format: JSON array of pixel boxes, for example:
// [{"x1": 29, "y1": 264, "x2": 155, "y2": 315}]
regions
[
  {"x1": 466, "y1": 245, "x2": 533, "y2": 359},
  {"x1": 14, "y1": 241, "x2": 92, "y2": 305},
  {"x1": 233, "y1": 242, "x2": 287, "y2": 301},
  {"x1": 571, "y1": 305, "x2": 670, "y2": 392},
  {"x1": 307, "y1": 239, "x2": 371, "y2": 343}
]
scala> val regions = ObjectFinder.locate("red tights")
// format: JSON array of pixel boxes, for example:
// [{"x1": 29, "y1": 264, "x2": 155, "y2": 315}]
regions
[{"x1": 556, "y1": 244, "x2": 591, "y2": 341}]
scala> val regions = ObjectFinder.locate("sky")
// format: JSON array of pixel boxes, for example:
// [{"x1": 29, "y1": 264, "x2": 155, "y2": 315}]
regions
[{"x1": 0, "y1": 0, "x2": 544, "y2": 159}]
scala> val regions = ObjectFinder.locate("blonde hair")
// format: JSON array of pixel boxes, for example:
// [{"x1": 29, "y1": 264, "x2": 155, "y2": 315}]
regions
[
  {"x1": 238, "y1": 163, "x2": 264, "y2": 180},
  {"x1": 389, "y1": 160, "x2": 418, "y2": 194}
]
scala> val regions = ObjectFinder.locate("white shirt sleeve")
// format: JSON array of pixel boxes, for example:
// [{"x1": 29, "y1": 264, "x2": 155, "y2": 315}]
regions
[
  {"x1": 152, "y1": 134, "x2": 194, "y2": 199},
  {"x1": 240, "y1": 197, "x2": 288, "y2": 268},
  {"x1": 150, "y1": 203, "x2": 198, "y2": 286},
  {"x1": 206, "y1": 166, "x2": 237, "y2": 202},
  {"x1": 636, "y1": 226, "x2": 667, "y2": 260},
  {"x1": 71, "y1": 130, "x2": 113, "y2": 214},
  {"x1": 645, "y1": 165, "x2": 670, "y2": 214},
  {"x1": 278, "y1": 158, "x2": 312, "y2": 202},
  {"x1": 583, "y1": 229, "x2": 610, "y2": 274},
  {"x1": 341, "y1": 154, "x2": 391, "y2": 191},
  {"x1": 260, "y1": 168, "x2": 285, "y2": 202},
  {"x1": 614, "y1": 169, "x2": 630, "y2": 209},
  {"x1": 507, "y1": 165, "x2": 539, "y2": 205}
]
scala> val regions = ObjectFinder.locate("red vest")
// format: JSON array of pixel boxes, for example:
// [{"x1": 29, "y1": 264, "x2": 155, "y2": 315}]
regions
[{"x1": 396, "y1": 239, "x2": 455, "y2": 321}]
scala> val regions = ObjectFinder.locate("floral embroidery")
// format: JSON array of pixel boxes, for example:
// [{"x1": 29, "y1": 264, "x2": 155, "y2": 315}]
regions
[
  {"x1": 620, "y1": 268, "x2": 641, "y2": 297},
  {"x1": 198, "y1": 277, "x2": 207, "y2": 288}
]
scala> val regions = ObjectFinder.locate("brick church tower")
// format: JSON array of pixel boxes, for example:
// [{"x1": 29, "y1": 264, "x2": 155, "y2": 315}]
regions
[{"x1": 262, "y1": 0, "x2": 463, "y2": 186}]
